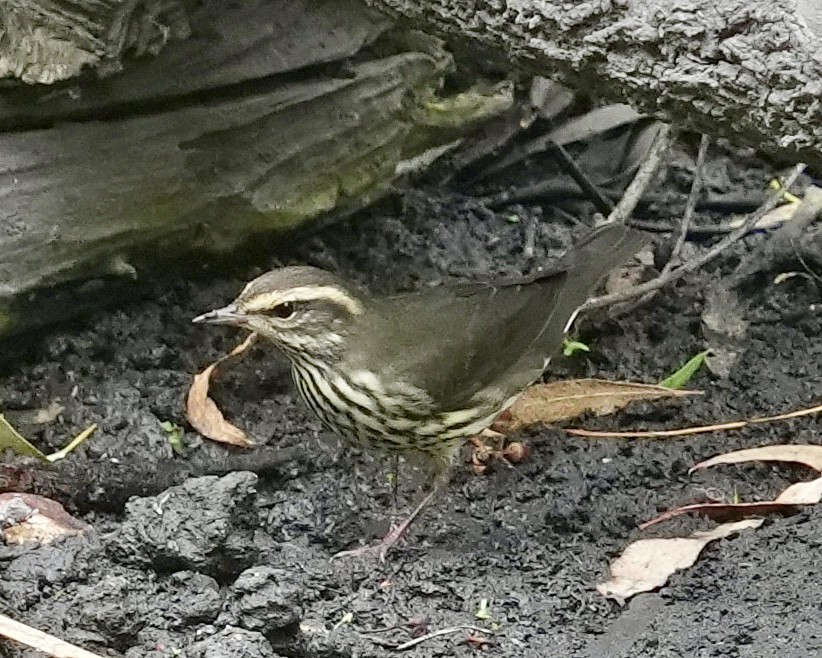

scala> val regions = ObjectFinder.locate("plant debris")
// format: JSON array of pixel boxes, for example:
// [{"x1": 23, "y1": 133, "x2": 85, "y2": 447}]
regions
[
  {"x1": 186, "y1": 333, "x2": 257, "y2": 447},
  {"x1": 496, "y1": 379, "x2": 698, "y2": 432},
  {"x1": 597, "y1": 520, "x2": 762, "y2": 602}
]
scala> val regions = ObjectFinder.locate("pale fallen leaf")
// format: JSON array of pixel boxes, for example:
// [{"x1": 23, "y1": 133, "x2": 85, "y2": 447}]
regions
[
  {"x1": 32, "y1": 402, "x2": 64, "y2": 424},
  {"x1": 186, "y1": 334, "x2": 257, "y2": 447},
  {"x1": 774, "y1": 477, "x2": 822, "y2": 504},
  {"x1": 690, "y1": 444, "x2": 822, "y2": 474},
  {"x1": 742, "y1": 202, "x2": 798, "y2": 229},
  {"x1": 8, "y1": 401, "x2": 65, "y2": 426},
  {"x1": 724, "y1": 184, "x2": 820, "y2": 231},
  {"x1": 597, "y1": 520, "x2": 762, "y2": 601},
  {"x1": 498, "y1": 379, "x2": 699, "y2": 431},
  {"x1": 0, "y1": 493, "x2": 92, "y2": 545},
  {"x1": 529, "y1": 77, "x2": 574, "y2": 121}
]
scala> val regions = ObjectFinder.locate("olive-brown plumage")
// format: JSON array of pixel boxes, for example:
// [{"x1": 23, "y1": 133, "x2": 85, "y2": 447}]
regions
[{"x1": 194, "y1": 223, "x2": 647, "y2": 558}]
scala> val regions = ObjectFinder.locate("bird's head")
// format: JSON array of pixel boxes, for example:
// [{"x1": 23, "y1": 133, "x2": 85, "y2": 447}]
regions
[{"x1": 193, "y1": 266, "x2": 364, "y2": 360}]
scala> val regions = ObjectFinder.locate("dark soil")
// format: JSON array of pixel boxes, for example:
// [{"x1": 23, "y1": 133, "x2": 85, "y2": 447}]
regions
[{"x1": 1, "y1": 144, "x2": 821, "y2": 658}]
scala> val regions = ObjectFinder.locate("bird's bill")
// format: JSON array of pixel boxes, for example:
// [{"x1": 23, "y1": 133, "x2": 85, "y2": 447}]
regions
[{"x1": 192, "y1": 304, "x2": 246, "y2": 326}]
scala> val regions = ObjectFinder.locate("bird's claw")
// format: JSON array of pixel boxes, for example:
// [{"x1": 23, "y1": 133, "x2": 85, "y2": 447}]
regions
[{"x1": 330, "y1": 520, "x2": 410, "y2": 562}]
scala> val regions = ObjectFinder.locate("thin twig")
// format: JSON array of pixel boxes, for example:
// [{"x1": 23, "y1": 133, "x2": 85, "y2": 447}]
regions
[
  {"x1": 569, "y1": 163, "x2": 807, "y2": 321},
  {"x1": 522, "y1": 212, "x2": 538, "y2": 258},
  {"x1": 662, "y1": 134, "x2": 711, "y2": 274},
  {"x1": 395, "y1": 625, "x2": 491, "y2": 650},
  {"x1": 626, "y1": 219, "x2": 735, "y2": 236},
  {"x1": 607, "y1": 124, "x2": 677, "y2": 225},
  {"x1": 547, "y1": 141, "x2": 614, "y2": 215},
  {"x1": 568, "y1": 400, "x2": 822, "y2": 439},
  {"x1": 482, "y1": 183, "x2": 766, "y2": 214}
]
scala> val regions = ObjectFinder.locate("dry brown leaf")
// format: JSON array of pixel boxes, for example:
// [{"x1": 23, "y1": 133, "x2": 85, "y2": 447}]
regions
[
  {"x1": 597, "y1": 519, "x2": 762, "y2": 601},
  {"x1": 639, "y1": 476, "x2": 822, "y2": 529},
  {"x1": 639, "y1": 500, "x2": 802, "y2": 529},
  {"x1": 498, "y1": 379, "x2": 699, "y2": 431},
  {"x1": 690, "y1": 444, "x2": 822, "y2": 474},
  {"x1": 186, "y1": 334, "x2": 257, "y2": 447}
]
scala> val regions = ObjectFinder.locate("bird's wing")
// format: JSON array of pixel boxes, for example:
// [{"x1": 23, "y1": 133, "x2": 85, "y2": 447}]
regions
[
  {"x1": 345, "y1": 271, "x2": 569, "y2": 410},
  {"x1": 344, "y1": 224, "x2": 648, "y2": 411}
]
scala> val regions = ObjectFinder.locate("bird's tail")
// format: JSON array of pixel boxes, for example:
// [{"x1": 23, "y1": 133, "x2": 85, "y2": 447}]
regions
[{"x1": 553, "y1": 223, "x2": 649, "y2": 328}]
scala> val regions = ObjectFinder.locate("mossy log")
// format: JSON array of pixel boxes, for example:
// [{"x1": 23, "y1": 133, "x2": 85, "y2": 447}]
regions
[{"x1": 0, "y1": 1, "x2": 511, "y2": 339}]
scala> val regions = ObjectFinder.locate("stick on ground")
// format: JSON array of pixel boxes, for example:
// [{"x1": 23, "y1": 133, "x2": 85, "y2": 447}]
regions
[{"x1": 0, "y1": 613, "x2": 104, "y2": 658}]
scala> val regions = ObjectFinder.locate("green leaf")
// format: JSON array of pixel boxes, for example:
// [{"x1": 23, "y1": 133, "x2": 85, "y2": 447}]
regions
[
  {"x1": 161, "y1": 421, "x2": 186, "y2": 455},
  {"x1": 0, "y1": 414, "x2": 48, "y2": 460},
  {"x1": 563, "y1": 339, "x2": 591, "y2": 357},
  {"x1": 659, "y1": 350, "x2": 711, "y2": 390}
]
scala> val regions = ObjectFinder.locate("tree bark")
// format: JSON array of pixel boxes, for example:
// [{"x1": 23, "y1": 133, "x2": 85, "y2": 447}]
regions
[{"x1": 366, "y1": 0, "x2": 822, "y2": 168}]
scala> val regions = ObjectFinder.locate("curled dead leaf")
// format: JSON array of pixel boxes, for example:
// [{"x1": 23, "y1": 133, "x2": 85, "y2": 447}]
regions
[
  {"x1": 186, "y1": 334, "x2": 257, "y2": 447},
  {"x1": 502, "y1": 441, "x2": 528, "y2": 463},
  {"x1": 640, "y1": 476, "x2": 822, "y2": 529},
  {"x1": 639, "y1": 500, "x2": 800, "y2": 529}
]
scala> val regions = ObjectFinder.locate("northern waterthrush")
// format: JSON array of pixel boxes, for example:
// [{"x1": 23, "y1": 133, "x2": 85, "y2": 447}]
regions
[{"x1": 193, "y1": 223, "x2": 647, "y2": 558}]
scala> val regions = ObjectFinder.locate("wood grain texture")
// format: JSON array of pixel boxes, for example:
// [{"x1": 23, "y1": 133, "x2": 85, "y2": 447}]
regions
[{"x1": 0, "y1": 2, "x2": 490, "y2": 336}]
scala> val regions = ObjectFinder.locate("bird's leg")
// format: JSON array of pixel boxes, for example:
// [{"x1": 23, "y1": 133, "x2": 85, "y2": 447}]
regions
[
  {"x1": 332, "y1": 469, "x2": 450, "y2": 562},
  {"x1": 390, "y1": 453, "x2": 400, "y2": 516}
]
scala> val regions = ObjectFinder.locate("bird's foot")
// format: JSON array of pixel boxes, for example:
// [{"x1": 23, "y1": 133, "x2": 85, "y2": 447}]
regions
[
  {"x1": 331, "y1": 487, "x2": 438, "y2": 561},
  {"x1": 330, "y1": 522, "x2": 409, "y2": 562}
]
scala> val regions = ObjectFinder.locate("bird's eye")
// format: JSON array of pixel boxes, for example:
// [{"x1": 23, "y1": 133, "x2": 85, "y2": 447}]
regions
[{"x1": 268, "y1": 302, "x2": 297, "y2": 319}]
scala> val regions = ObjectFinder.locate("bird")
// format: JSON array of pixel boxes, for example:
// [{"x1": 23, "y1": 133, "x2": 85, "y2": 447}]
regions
[{"x1": 193, "y1": 223, "x2": 647, "y2": 559}]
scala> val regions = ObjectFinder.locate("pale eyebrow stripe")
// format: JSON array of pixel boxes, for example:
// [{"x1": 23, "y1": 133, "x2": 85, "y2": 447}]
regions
[{"x1": 242, "y1": 286, "x2": 364, "y2": 315}]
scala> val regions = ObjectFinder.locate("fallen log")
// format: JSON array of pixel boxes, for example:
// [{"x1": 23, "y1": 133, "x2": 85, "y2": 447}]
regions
[
  {"x1": 366, "y1": 0, "x2": 822, "y2": 169},
  {"x1": 0, "y1": 1, "x2": 512, "y2": 339}
]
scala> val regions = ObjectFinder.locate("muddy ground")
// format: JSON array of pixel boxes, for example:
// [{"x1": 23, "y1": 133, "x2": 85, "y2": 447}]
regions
[{"x1": 1, "y1": 143, "x2": 821, "y2": 658}]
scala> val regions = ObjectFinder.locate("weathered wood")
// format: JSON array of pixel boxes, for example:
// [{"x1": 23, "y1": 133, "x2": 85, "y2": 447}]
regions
[
  {"x1": 0, "y1": 1, "x2": 514, "y2": 338},
  {"x1": 0, "y1": 0, "x2": 390, "y2": 122},
  {"x1": 366, "y1": 0, "x2": 822, "y2": 169},
  {"x1": 0, "y1": 0, "x2": 189, "y2": 84}
]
